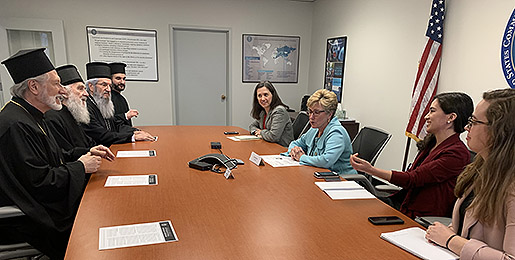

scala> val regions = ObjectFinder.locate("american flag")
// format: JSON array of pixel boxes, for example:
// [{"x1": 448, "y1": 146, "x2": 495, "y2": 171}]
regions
[{"x1": 405, "y1": 0, "x2": 445, "y2": 141}]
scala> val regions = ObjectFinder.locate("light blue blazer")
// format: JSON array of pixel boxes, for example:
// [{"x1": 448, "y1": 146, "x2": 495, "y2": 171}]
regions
[{"x1": 283, "y1": 117, "x2": 356, "y2": 175}]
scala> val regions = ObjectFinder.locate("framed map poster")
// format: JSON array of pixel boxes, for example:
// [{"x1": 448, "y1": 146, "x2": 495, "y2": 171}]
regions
[
  {"x1": 324, "y1": 36, "x2": 347, "y2": 102},
  {"x1": 242, "y1": 34, "x2": 300, "y2": 83}
]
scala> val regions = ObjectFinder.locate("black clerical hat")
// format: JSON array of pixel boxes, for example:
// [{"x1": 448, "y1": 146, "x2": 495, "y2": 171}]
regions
[
  {"x1": 56, "y1": 64, "x2": 84, "y2": 86},
  {"x1": 1, "y1": 48, "x2": 55, "y2": 84},
  {"x1": 86, "y1": 62, "x2": 111, "y2": 79},
  {"x1": 109, "y1": 62, "x2": 126, "y2": 74}
]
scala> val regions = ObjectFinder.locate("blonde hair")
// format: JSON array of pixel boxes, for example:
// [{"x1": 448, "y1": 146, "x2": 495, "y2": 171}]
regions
[
  {"x1": 455, "y1": 88, "x2": 515, "y2": 224},
  {"x1": 307, "y1": 89, "x2": 338, "y2": 117}
]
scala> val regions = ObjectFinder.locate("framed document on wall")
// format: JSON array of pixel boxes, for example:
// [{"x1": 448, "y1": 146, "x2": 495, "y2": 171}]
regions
[
  {"x1": 87, "y1": 26, "x2": 158, "y2": 81},
  {"x1": 242, "y1": 34, "x2": 300, "y2": 83},
  {"x1": 324, "y1": 36, "x2": 347, "y2": 102}
]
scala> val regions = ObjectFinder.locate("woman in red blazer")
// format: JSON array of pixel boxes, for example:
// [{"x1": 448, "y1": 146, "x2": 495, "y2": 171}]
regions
[
  {"x1": 426, "y1": 88, "x2": 515, "y2": 259},
  {"x1": 350, "y1": 92, "x2": 473, "y2": 218}
]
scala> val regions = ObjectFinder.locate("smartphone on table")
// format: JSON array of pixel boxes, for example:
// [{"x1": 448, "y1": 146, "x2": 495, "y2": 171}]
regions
[
  {"x1": 314, "y1": 171, "x2": 338, "y2": 178},
  {"x1": 368, "y1": 216, "x2": 404, "y2": 225}
]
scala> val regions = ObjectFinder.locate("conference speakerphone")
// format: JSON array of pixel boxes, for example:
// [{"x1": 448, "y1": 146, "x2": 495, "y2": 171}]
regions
[{"x1": 188, "y1": 153, "x2": 237, "y2": 171}]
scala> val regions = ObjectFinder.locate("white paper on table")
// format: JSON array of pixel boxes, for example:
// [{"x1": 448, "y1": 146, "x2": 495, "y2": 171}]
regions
[
  {"x1": 315, "y1": 181, "x2": 363, "y2": 191},
  {"x1": 104, "y1": 175, "x2": 158, "y2": 187},
  {"x1": 260, "y1": 155, "x2": 301, "y2": 167},
  {"x1": 324, "y1": 189, "x2": 376, "y2": 200},
  {"x1": 227, "y1": 135, "x2": 261, "y2": 141},
  {"x1": 380, "y1": 227, "x2": 458, "y2": 260},
  {"x1": 99, "y1": 220, "x2": 178, "y2": 250},
  {"x1": 315, "y1": 181, "x2": 375, "y2": 200},
  {"x1": 116, "y1": 150, "x2": 157, "y2": 158}
]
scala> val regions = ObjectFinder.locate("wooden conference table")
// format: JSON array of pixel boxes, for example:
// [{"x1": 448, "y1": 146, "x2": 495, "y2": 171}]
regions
[{"x1": 65, "y1": 126, "x2": 420, "y2": 259}]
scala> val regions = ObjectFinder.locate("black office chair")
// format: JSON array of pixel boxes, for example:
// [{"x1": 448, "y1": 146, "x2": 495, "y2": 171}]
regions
[
  {"x1": 340, "y1": 174, "x2": 379, "y2": 197},
  {"x1": 351, "y1": 126, "x2": 392, "y2": 177},
  {"x1": 0, "y1": 205, "x2": 42, "y2": 260},
  {"x1": 346, "y1": 126, "x2": 392, "y2": 196},
  {"x1": 292, "y1": 111, "x2": 310, "y2": 139},
  {"x1": 300, "y1": 94, "x2": 310, "y2": 112}
]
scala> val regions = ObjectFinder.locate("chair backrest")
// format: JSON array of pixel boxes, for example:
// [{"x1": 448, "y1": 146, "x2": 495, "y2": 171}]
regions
[
  {"x1": 0, "y1": 206, "x2": 42, "y2": 259},
  {"x1": 292, "y1": 111, "x2": 309, "y2": 139},
  {"x1": 469, "y1": 150, "x2": 476, "y2": 163},
  {"x1": 340, "y1": 174, "x2": 378, "y2": 197},
  {"x1": 0, "y1": 205, "x2": 24, "y2": 218},
  {"x1": 300, "y1": 94, "x2": 310, "y2": 111},
  {"x1": 352, "y1": 126, "x2": 392, "y2": 166}
]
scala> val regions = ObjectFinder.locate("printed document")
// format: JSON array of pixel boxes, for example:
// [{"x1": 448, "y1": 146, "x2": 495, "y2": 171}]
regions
[
  {"x1": 315, "y1": 181, "x2": 375, "y2": 200},
  {"x1": 227, "y1": 135, "x2": 261, "y2": 141},
  {"x1": 99, "y1": 220, "x2": 178, "y2": 250},
  {"x1": 105, "y1": 175, "x2": 158, "y2": 187},
  {"x1": 116, "y1": 150, "x2": 157, "y2": 158},
  {"x1": 380, "y1": 227, "x2": 458, "y2": 260},
  {"x1": 260, "y1": 155, "x2": 301, "y2": 167}
]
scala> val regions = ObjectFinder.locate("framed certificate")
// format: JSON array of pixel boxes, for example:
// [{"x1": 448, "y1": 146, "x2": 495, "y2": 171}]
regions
[{"x1": 87, "y1": 26, "x2": 158, "y2": 81}]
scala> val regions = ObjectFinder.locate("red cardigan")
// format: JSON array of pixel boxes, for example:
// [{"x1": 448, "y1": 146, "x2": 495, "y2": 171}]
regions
[{"x1": 390, "y1": 133, "x2": 470, "y2": 218}]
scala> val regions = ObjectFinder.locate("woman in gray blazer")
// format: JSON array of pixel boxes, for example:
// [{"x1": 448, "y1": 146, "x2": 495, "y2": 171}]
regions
[{"x1": 249, "y1": 81, "x2": 293, "y2": 147}]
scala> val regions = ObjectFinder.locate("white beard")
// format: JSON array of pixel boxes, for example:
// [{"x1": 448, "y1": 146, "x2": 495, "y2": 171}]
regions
[
  {"x1": 92, "y1": 93, "x2": 115, "y2": 119},
  {"x1": 41, "y1": 87, "x2": 62, "y2": 110},
  {"x1": 66, "y1": 94, "x2": 90, "y2": 124}
]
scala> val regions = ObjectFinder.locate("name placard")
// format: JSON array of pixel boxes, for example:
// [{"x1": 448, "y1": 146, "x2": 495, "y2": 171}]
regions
[
  {"x1": 224, "y1": 168, "x2": 234, "y2": 179},
  {"x1": 249, "y1": 151, "x2": 264, "y2": 166}
]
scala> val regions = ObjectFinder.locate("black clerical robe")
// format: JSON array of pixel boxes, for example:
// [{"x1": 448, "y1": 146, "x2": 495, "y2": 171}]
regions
[
  {"x1": 111, "y1": 90, "x2": 132, "y2": 126},
  {"x1": 0, "y1": 97, "x2": 86, "y2": 235},
  {"x1": 45, "y1": 105, "x2": 96, "y2": 153},
  {"x1": 81, "y1": 96, "x2": 135, "y2": 146}
]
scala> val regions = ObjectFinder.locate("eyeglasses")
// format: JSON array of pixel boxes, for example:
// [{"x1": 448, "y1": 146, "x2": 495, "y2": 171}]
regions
[
  {"x1": 307, "y1": 109, "x2": 326, "y2": 116},
  {"x1": 466, "y1": 116, "x2": 489, "y2": 128}
]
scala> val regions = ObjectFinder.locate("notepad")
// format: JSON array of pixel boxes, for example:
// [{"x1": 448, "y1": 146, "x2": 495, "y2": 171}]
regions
[
  {"x1": 227, "y1": 135, "x2": 261, "y2": 141},
  {"x1": 116, "y1": 150, "x2": 157, "y2": 158},
  {"x1": 99, "y1": 220, "x2": 178, "y2": 250},
  {"x1": 315, "y1": 181, "x2": 375, "y2": 200},
  {"x1": 380, "y1": 227, "x2": 458, "y2": 260},
  {"x1": 104, "y1": 175, "x2": 158, "y2": 187}
]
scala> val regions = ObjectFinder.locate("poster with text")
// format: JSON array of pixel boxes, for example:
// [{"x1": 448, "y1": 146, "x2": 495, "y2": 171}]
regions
[
  {"x1": 242, "y1": 34, "x2": 300, "y2": 83},
  {"x1": 87, "y1": 26, "x2": 158, "y2": 81},
  {"x1": 324, "y1": 36, "x2": 347, "y2": 102}
]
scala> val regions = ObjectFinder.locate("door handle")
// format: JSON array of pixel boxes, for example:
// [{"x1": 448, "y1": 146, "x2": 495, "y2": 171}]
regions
[{"x1": 221, "y1": 94, "x2": 226, "y2": 100}]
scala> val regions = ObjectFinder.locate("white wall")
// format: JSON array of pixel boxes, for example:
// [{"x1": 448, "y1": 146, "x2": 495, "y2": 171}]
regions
[
  {"x1": 309, "y1": 0, "x2": 514, "y2": 171},
  {"x1": 0, "y1": 0, "x2": 314, "y2": 128},
  {"x1": 1, "y1": 0, "x2": 513, "y2": 171}
]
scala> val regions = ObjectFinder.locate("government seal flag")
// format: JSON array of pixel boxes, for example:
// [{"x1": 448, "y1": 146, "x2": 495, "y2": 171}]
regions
[{"x1": 405, "y1": 0, "x2": 445, "y2": 141}]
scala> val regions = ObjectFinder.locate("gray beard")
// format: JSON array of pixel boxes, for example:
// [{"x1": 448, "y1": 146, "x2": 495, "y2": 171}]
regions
[
  {"x1": 66, "y1": 96, "x2": 90, "y2": 124},
  {"x1": 41, "y1": 87, "x2": 62, "y2": 111},
  {"x1": 93, "y1": 94, "x2": 115, "y2": 119}
]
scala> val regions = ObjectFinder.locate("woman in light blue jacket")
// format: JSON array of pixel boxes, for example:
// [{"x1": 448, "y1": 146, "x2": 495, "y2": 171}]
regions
[{"x1": 284, "y1": 89, "x2": 356, "y2": 175}]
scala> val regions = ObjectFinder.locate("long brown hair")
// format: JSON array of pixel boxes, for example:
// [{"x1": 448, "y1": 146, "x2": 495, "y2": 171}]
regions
[
  {"x1": 455, "y1": 88, "x2": 515, "y2": 224},
  {"x1": 250, "y1": 81, "x2": 287, "y2": 119}
]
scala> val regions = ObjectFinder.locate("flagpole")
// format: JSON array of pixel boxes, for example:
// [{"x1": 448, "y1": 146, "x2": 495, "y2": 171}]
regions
[
  {"x1": 402, "y1": 137, "x2": 411, "y2": 171},
  {"x1": 403, "y1": 0, "x2": 445, "y2": 171}
]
